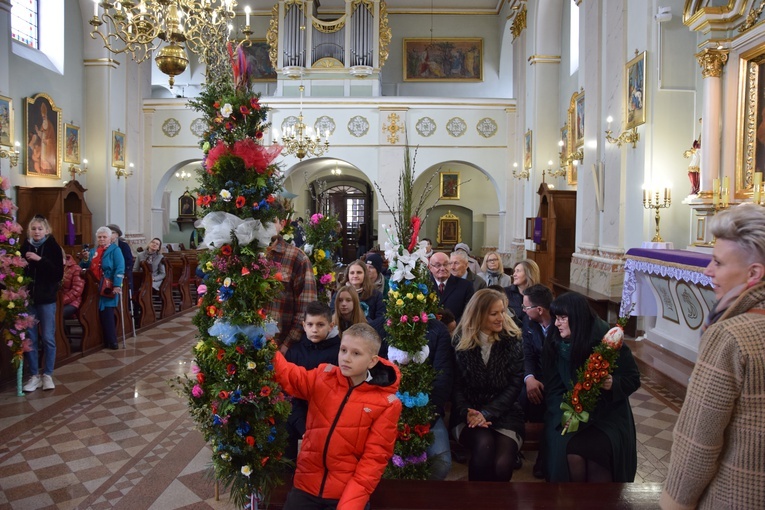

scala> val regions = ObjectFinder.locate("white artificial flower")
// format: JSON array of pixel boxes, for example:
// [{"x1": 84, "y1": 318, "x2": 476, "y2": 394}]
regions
[
  {"x1": 221, "y1": 103, "x2": 233, "y2": 117},
  {"x1": 220, "y1": 189, "x2": 232, "y2": 202},
  {"x1": 241, "y1": 465, "x2": 252, "y2": 477}
]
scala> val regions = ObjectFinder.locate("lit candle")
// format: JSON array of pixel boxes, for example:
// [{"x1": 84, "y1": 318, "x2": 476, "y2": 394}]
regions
[
  {"x1": 606, "y1": 115, "x2": 613, "y2": 130},
  {"x1": 245, "y1": 5, "x2": 251, "y2": 26},
  {"x1": 723, "y1": 176, "x2": 729, "y2": 192},
  {"x1": 14, "y1": 141, "x2": 20, "y2": 154},
  {"x1": 667, "y1": 186, "x2": 671, "y2": 202},
  {"x1": 755, "y1": 172, "x2": 763, "y2": 204},
  {"x1": 643, "y1": 187, "x2": 647, "y2": 203},
  {"x1": 94, "y1": 0, "x2": 98, "y2": 16}
]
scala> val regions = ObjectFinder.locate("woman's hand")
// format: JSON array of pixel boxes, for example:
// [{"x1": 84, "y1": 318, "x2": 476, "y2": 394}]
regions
[
  {"x1": 25, "y1": 252, "x2": 41, "y2": 262},
  {"x1": 602, "y1": 374, "x2": 613, "y2": 391},
  {"x1": 113, "y1": 287, "x2": 122, "y2": 295},
  {"x1": 467, "y1": 408, "x2": 492, "y2": 428}
]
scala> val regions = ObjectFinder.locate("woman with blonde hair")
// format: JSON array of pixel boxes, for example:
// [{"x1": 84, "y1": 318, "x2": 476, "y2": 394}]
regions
[
  {"x1": 332, "y1": 285, "x2": 366, "y2": 337},
  {"x1": 479, "y1": 252, "x2": 512, "y2": 287},
  {"x1": 331, "y1": 260, "x2": 385, "y2": 333},
  {"x1": 451, "y1": 288, "x2": 525, "y2": 481},
  {"x1": 505, "y1": 259, "x2": 541, "y2": 320}
]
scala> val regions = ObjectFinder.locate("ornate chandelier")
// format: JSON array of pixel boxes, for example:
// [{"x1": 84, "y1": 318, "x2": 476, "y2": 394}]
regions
[
  {"x1": 274, "y1": 85, "x2": 330, "y2": 160},
  {"x1": 89, "y1": 1, "x2": 250, "y2": 88}
]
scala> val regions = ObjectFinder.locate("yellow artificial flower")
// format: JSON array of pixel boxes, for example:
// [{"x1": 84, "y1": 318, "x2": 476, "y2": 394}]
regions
[
  {"x1": 430, "y1": 293, "x2": 438, "y2": 301},
  {"x1": 315, "y1": 250, "x2": 325, "y2": 261},
  {"x1": 7, "y1": 302, "x2": 15, "y2": 309},
  {"x1": 17, "y1": 276, "x2": 24, "y2": 283},
  {"x1": 389, "y1": 290, "x2": 399, "y2": 299},
  {"x1": 195, "y1": 340, "x2": 205, "y2": 351},
  {"x1": 406, "y1": 293, "x2": 414, "y2": 300},
  {"x1": 396, "y1": 299, "x2": 404, "y2": 306},
  {"x1": 15, "y1": 251, "x2": 20, "y2": 256},
  {"x1": 205, "y1": 261, "x2": 214, "y2": 271},
  {"x1": 331, "y1": 273, "x2": 336, "y2": 282},
  {"x1": 416, "y1": 293, "x2": 425, "y2": 302},
  {"x1": 313, "y1": 267, "x2": 318, "y2": 275}
]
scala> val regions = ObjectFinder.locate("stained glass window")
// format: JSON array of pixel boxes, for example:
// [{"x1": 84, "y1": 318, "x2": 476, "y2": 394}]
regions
[{"x1": 11, "y1": 0, "x2": 39, "y2": 49}]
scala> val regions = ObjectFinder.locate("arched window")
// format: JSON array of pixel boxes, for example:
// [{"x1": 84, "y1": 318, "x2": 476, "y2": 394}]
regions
[
  {"x1": 10, "y1": 0, "x2": 64, "y2": 74},
  {"x1": 11, "y1": 0, "x2": 39, "y2": 49}
]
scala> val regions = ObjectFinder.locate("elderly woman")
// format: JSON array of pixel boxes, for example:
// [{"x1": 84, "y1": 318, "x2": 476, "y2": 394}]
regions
[
  {"x1": 479, "y1": 252, "x2": 512, "y2": 287},
  {"x1": 451, "y1": 288, "x2": 525, "y2": 481},
  {"x1": 504, "y1": 259, "x2": 540, "y2": 321},
  {"x1": 134, "y1": 237, "x2": 166, "y2": 291},
  {"x1": 661, "y1": 203, "x2": 765, "y2": 510},
  {"x1": 80, "y1": 226, "x2": 125, "y2": 350}
]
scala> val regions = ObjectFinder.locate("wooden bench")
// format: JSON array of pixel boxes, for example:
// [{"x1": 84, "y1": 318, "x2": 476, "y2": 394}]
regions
[
  {"x1": 264, "y1": 479, "x2": 662, "y2": 509},
  {"x1": 164, "y1": 252, "x2": 192, "y2": 311},
  {"x1": 133, "y1": 263, "x2": 157, "y2": 328}
]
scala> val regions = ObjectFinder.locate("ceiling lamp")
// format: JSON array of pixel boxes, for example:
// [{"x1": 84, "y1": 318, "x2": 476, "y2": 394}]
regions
[
  {"x1": 89, "y1": 0, "x2": 242, "y2": 88},
  {"x1": 274, "y1": 85, "x2": 330, "y2": 161}
]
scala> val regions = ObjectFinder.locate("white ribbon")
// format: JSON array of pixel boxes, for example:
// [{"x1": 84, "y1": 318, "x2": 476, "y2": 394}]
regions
[{"x1": 197, "y1": 211, "x2": 278, "y2": 249}]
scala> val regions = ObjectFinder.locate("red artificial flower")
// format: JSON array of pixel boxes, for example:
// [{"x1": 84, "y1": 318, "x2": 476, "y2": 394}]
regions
[
  {"x1": 583, "y1": 381, "x2": 592, "y2": 390},
  {"x1": 196, "y1": 373, "x2": 205, "y2": 384},
  {"x1": 250, "y1": 97, "x2": 260, "y2": 109},
  {"x1": 414, "y1": 424, "x2": 430, "y2": 437},
  {"x1": 220, "y1": 245, "x2": 233, "y2": 256},
  {"x1": 196, "y1": 196, "x2": 205, "y2": 206},
  {"x1": 225, "y1": 121, "x2": 234, "y2": 131},
  {"x1": 574, "y1": 404, "x2": 583, "y2": 413},
  {"x1": 241, "y1": 267, "x2": 250, "y2": 276},
  {"x1": 211, "y1": 401, "x2": 219, "y2": 414},
  {"x1": 197, "y1": 297, "x2": 204, "y2": 306},
  {"x1": 574, "y1": 383, "x2": 583, "y2": 391},
  {"x1": 246, "y1": 436, "x2": 255, "y2": 446},
  {"x1": 235, "y1": 196, "x2": 246, "y2": 208},
  {"x1": 260, "y1": 386, "x2": 272, "y2": 397},
  {"x1": 207, "y1": 305, "x2": 219, "y2": 317},
  {"x1": 205, "y1": 140, "x2": 228, "y2": 170},
  {"x1": 230, "y1": 138, "x2": 282, "y2": 172},
  {"x1": 218, "y1": 390, "x2": 230, "y2": 399},
  {"x1": 274, "y1": 272, "x2": 283, "y2": 282},
  {"x1": 236, "y1": 345, "x2": 245, "y2": 355},
  {"x1": 258, "y1": 309, "x2": 267, "y2": 320},
  {"x1": 408, "y1": 216, "x2": 422, "y2": 252},
  {"x1": 266, "y1": 195, "x2": 275, "y2": 204},
  {"x1": 216, "y1": 348, "x2": 225, "y2": 360},
  {"x1": 226, "y1": 363, "x2": 237, "y2": 376},
  {"x1": 213, "y1": 101, "x2": 220, "y2": 108},
  {"x1": 398, "y1": 424, "x2": 411, "y2": 441},
  {"x1": 255, "y1": 131, "x2": 263, "y2": 139},
  {"x1": 267, "y1": 416, "x2": 275, "y2": 425},
  {"x1": 261, "y1": 457, "x2": 269, "y2": 466},
  {"x1": 240, "y1": 105, "x2": 250, "y2": 115}
]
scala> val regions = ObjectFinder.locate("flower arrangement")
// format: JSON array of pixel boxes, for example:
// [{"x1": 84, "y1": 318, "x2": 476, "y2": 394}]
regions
[
  {"x1": 302, "y1": 212, "x2": 341, "y2": 304},
  {"x1": 175, "y1": 43, "x2": 293, "y2": 508},
  {"x1": 375, "y1": 146, "x2": 440, "y2": 479},
  {"x1": 0, "y1": 176, "x2": 33, "y2": 370},
  {"x1": 560, "y1": 315, "x2": 628, "y2": 434}
]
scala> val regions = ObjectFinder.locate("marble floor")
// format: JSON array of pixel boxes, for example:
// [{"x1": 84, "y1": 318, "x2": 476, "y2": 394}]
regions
[{"x1": 0, "y1": 311, "x2": 684, "y2": 509}]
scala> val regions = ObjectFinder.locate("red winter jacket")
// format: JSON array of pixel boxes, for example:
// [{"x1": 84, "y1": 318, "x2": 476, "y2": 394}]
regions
[
  {"x1": 62, "y1": 256, "x2": 85, "y2": 310},
  {"x1": 274, "y1": 351, "x2": 402, "y2": 510}
]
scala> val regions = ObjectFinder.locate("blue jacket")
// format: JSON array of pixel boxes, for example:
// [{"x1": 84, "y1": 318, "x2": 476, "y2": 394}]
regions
[{"x1": 81, "y1": 244, "x2": 125, "y2": 310}]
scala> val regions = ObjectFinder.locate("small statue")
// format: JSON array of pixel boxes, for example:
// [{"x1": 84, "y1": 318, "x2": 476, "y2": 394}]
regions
[{"x1": 684, "y1": 138, "x2": 701, "y2": 195}]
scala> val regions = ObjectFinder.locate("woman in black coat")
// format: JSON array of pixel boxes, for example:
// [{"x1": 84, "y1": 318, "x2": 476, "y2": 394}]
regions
[
  {"x1": 21, "y1": 215, "x2": 64, "y2": 392},
  {"x1": 452, "y1": 288, "x2": 525, "y2": 481}
]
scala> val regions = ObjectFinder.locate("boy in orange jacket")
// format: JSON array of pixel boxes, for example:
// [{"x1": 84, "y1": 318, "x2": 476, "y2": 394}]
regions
[{"x1": 274, "y1": 323, "x2": 402, "y2": 510}]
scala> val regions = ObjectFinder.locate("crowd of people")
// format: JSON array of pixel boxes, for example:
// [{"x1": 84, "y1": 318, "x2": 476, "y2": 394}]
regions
[{"x1": 17, "y1": 203, "x2": 765, "y2": 510}]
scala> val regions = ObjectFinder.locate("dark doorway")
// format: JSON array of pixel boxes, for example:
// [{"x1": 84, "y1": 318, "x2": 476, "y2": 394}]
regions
[{"x1": 322, "y1": 185, "x2": 368, "y2": 264}]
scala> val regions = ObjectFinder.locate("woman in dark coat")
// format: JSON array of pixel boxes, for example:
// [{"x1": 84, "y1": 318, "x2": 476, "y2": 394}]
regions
[
  {"x1": 80, "y1": 226, "x2": 125, "y2": 350},
  {"x1": 543, "y1": 291, "x2": 640, "y2": 482},
  {"x1": 451, "y1": 288, "x2": 525, "y2": 481},
  {"x1": 21, "y1": 216, "x2": 64, "y2": 392}
]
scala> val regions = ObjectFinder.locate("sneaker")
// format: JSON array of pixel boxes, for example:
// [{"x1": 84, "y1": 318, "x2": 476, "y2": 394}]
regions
[
  {"x1": 42, "y1": 374, "x2": 55, "y2": 390},
  {"x1": 23, "y1": 375, "x2": 42, "y2": 392}
]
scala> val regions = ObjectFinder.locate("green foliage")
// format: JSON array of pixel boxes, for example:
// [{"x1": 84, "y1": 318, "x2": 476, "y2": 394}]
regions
[{"x1": 303, "y1": 213, "x2": 341, "y2": 304}]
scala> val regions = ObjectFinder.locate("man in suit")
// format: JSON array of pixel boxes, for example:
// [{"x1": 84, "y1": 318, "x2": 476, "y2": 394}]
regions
[
  {"x1": 521, "y1": 284, "x2": 557, "y2": 479},
  {"x1": 449, "y1": 249, "x2": 486, "y2": 292},
  {"x1": 429, "y1": 251, "x2": 474, "y2": 323}
]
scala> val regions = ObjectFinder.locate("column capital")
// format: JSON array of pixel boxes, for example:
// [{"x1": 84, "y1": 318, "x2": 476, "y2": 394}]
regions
[{"x1": 695, "y1": 48, "x2": 729, "y2": 78}]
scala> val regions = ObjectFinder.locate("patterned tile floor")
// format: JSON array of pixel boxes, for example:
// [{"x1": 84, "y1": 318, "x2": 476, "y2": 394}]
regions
[{"x1": 0, "y1": 311, "x2": 683, "y2": 509}]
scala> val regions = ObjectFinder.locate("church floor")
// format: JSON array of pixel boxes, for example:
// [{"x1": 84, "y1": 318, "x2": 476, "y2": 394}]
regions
[{"x1": 0, "y1": 311, "x2": 683, "y2": 509}]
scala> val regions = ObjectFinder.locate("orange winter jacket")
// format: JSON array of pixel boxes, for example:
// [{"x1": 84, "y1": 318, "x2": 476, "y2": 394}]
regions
[{"x1": 274, "y1": 351, "x2": 402, "y2": 510}]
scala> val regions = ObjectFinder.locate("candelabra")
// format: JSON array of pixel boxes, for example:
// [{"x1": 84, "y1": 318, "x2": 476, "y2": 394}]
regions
[
  {"x1": 89, "y1": 0, "x2": 240, "y2": 88},
  {"x1": 68, "y1": 159, "x2": 88, "y2": 181},
  {"x1": 605, "y1": 116, "x2": 640, "y2": 148},
  {"x1": 175, "y1": 169, "x2": 193, "y2": 181},
  {"x1": 545, "y1": 159, "x2": 566, "y2": 179},
  {"x1": 565, "y1": 147, "x2": 583, "y2": 166},
  {"x1": 274, "y1": 85, "x2": 330, "y2": 161},
  {"x1": 116, "y1": 162, "x2": 134, "y2": 180},
  {"x1": 512, "y1": 162, "x2": 529, "y2": 180},
  {"x1": 643, "y1": 186, "x2": 671, "y2": 242},
  {"x1": 0, "y1": 142, "x2": 20, "y2": 168}
]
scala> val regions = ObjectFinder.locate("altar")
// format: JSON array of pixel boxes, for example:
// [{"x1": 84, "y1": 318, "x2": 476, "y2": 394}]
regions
[{"x1": 620, "y1": 248, "x2": 716, "y2": 363}]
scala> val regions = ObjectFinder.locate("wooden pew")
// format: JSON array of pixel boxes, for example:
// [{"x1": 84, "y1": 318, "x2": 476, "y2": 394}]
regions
[
  {"x1": 54, "y1": 290, "x2": 73, "y2": 362},
  {"x1": 164, "y1": 252, "x2": 192, "y2": 311},
  {"x1": 133, "y1": 262, "x2": 156, "y2": 328},
  {"x1": 79, "y1": 271, "x2": 103, "y2": 355}
]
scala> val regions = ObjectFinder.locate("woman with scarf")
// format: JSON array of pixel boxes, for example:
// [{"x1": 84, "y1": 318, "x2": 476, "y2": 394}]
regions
[
  {"x1": 662, "y1": 203, "x2": 765, "y2": 510},
  {"x1": 80, "y1": 226, "x2": 125, "y2": 350},
  {"x1": 21, "y1": 216, "x2": 64, "y2": 392},
  {"x1": 479, "y1": 252, "x2": 512, "y2": 287},
  {"x1": 134, "y1": 237, "x2": 166, "y2": 291}
]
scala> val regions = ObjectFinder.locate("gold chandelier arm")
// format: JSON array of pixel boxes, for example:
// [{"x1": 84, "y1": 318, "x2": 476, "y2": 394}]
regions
[{"x1": 89, "y1": 9, "x2": 163, "y2": 64}]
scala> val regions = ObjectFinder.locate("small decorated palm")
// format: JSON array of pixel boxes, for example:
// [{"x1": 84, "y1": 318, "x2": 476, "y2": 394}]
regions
[{"x1": 303, "y1": 213, "x2": 341, "y2": 304}]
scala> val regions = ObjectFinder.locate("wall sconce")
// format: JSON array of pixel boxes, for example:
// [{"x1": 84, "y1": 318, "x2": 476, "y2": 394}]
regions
[
  {"x1": 643, "y1": 184, "x2": 672, "y2": 242},
  {"x1": 512, "y1": 162, "x2": 529, "y2": 180},
  {"x1": 175, "y1": 170, "x2": 192, "y2": 181},
  {"x1": 546, "y1": 159, "x2": 566, "y2": 179},
  {"x1": 116, "y1": 162, "x2": 134, "y2": 180},
  {"x1": 566, "y1": 148, "x2": 583, "y2": 166},
  {"x1": 0, "y1": 142, "x2": 21, "y2": 168},
  {"x1": 68, "y1": 158, "x2": 88, "y2": 181},
  {"x1": 605, "y1": 116, "x2": 640, "y2": 148},
  {"x1": 330, "y1": 163, "x2": 342, "y2": 175}
]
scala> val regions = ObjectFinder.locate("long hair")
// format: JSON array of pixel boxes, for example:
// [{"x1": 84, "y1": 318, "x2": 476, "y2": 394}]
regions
[
  {"x1": 514, "y1": 259, "x2": 541, "y2": 289},
  {"x1": 454, "y1": 289, "x2": 521, "y2": 351},
  {"x1": 546, "y1": 291, "x2": 598, "y2": 372},
  {"x1": 480, "y1": 251, "x2": 505, "y2": 275},
  {"x1": 333, "y1": 285, "x2": 366, "y2": 335},
  {"x1": 345, "y1": 260, "x2": 375, "y2": 300}
]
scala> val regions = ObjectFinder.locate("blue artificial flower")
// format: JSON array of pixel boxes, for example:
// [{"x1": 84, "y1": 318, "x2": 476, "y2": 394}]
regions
[
  {"x1": 230, "y1": 389, "x2": 242, "y2": 404},
  {"x1": 213, "y1": 414, "x2": 223, "y2": 426},
  {"x1": 208, "y1": 320, "x2": 239, "y2": 346},
  {"x1": 236, "y1": 421, "x2": 251, "y2": 437},
  {"x1": 417, "y1": 283, "x2": 429, "y2": 295},
  {"x1": 217, "y1": 285, "x2": 234, "y2": 302},
  {"x1": 389, "y1": 281, "x2": 399, "y2": 291},
  {"x1": 396, "y1": 391, "x2": 430, "y2": 408},
  {"x1": 267, "y1": 426, "x2": 277, "y2": 443}
]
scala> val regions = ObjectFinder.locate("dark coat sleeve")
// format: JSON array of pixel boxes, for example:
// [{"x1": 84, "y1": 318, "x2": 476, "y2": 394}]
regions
[
  {"x1": 479, "y1": 337, "x2": 524, "y2": 421},
  {"x1": 427, "y1": 320, "x2": 454, "y2": 418},
  {"x1": 364, "y1": 290, "x2": 386, "y2": 332},
  {"x1": 522, "y1": 316, "x2": 544, "y2": 378}
]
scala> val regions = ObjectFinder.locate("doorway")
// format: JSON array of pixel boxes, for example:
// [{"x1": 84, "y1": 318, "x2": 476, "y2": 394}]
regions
[{"x1": 321, "y1": 184, "x2": 370, "y2": 264}]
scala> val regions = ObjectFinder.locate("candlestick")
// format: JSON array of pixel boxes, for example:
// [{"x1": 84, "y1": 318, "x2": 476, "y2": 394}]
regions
[
  {"x1": 755, "y1": 172, "x2": 763, "y2": 204},
  {"x1": 245, "y1": 5, "x2": 251, "y2": 26},
  {"x1": 94, "y1": 0, "x2": 98, "y2": 16},
  {"x1": 643, "y1": 186, "x2": 672, "y2": 242}
]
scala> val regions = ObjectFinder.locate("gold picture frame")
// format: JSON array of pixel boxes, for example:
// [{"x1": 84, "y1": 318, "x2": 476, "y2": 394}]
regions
[
  {"x1": 0, "y1": 95, "x2": 14, "y2": 148},
  {"x1": 403, "y1": 38, "x2": 483, "y2": 82},
  {"x1": 560, "y1": 123, "x2": 577, "y2": 185},
  {"x1": 436, "y1": 211, "x2": 461, "y2": 245},
  {"x1": 439, "y1": 171, "x2": 460, "y2": 199},
  {"x1": 64, "y1": 123, "x2": 80, "y2": 164},
  {"x1": 112, "y1": 130, "x2": 126, "y2": 168},
  {"x1": 625, "y1": 51, "x2": 647, "y2": 131},
  {"x1": 524, "y1": 129, "x2": 533, "y2": 170},
  {"x1": 569, "y1": 89, "x2": 585, "y2": 149},
  {"x1": 24, "y1": 93, "x2": 62, "y2": 178},
  {"x1": 737, "y1": 45, "x2": 765, "y2": 196},
  {"x1": 178, "y1": 190, "x2": 197, "y2": 218}
]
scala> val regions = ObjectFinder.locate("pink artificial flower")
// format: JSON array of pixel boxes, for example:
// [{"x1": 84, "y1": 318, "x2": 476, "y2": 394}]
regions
[
  {"x1": 0, "y1": 177, "x2": 10, "y2": 191},
  {"x1": 412, "y1": 315, "x2": 420, "y2": 322},
  {"x1": 190, "y1": 363, "x2": 201, "y2": 374},
  {"x1": 400, "y1": 315, "x2": 408, "y2": 323},
  {"x1": 319, "y1": 273, "x2": 333, "y2": 285},
  {"x1": 192, "y1": 384, "x2": 204, "y2": 397}
]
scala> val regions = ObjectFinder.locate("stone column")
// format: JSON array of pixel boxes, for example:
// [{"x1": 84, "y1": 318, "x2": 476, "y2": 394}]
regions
[{"x1": 695, "y1": 48, "x2": 728, "y2": 195}]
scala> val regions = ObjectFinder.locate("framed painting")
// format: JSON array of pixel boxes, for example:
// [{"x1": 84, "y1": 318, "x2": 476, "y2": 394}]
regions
[
  {"x1": 440, "y1": 171, "x2": 460, "y2": 199},
  {"x1": 112, "y1": 130, "x2": 126, "y2": 168},
  {"x1": 242, "y1": 39, "x2": 276, "y2": 81},
  {"x1": 179, "y1": 190, "x2": 197, "y2": 218},
  {"x1": 403, "y1": 38, "x2": 483, "y2": 82},
  {"x1": 560, "y1": 124, "x2": 577, "y2": 185},
  {"x1": 625, "y1": 51, "x2": 647, "y2": 130},
  {"x1": 568, "y1": 90, "x2": 585, "y2": 148},
  {"x1": 524, "y1": 129, "x2": 533, "y2": 169},
  {"x1": 24, "y1": 93, "x2": 62, "y2": 178},
  {"x1": 0, "y1": 95, "x2": 13, "y2": 147},
  {"x1": 64, "y1": 123, "x2": 80, "y2": 164},
  {"x1": 436, "y1": 211, "x2": 461, "y2": 245},
  {"x1": 737, "y1": 46, "x2": 765, "y2": 195}
]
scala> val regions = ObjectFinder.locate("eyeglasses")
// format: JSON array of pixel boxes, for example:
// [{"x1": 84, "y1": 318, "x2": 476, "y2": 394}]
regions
[
  {"x1": 430, "y1": 263, "x2": 447, "y2": 269},
  {"x1": 521, "y1": 305, "x2": 538, "y2": 311},
  {"x1": 554, "y1": 315, "x2": 569, "y2": 323}
]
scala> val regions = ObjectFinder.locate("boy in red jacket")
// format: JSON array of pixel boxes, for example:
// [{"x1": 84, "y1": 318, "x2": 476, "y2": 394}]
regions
[{"x1": 274, "y1": 323, "x2": 402, "y2": 510}]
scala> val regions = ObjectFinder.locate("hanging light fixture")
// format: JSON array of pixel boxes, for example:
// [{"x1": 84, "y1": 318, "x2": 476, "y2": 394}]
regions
[
  {"x1": 331, "y1": 162, "x2": 341, "y2": 175},
  {"x1": 175, "y1": 169, "x2": 193, "y2": 181},
  {"x1": 89, "y1": 1, "x2": 245, "y2": 88},
  {"x1": 274, "y1": 85, "x2": 330, "y2": 161}
]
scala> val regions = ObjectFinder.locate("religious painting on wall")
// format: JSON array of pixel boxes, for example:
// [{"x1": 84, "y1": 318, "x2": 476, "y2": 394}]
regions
[
  {"x1": 112, "y1": 130, "x2": 126, "y2": 168},
  {"x1": 625, "y1": 51, "x2": 646, "y2": 130},
  {"x1": 569, "y1": 90, "x2": 585, "y2": 149},
  {"x1": 178, "y1": 190, "x2": 197, "y2": 218},
  {"x1": 737, "y1": 46, "x2": 765, "y2": 196},
  {"x1": 524, "y1": 129, "x2": 532, "y2": 170},
  {"x1": 64, "y1": 123, "x2": 80, "y2": 164},
  {"x1": 0, "y1": 95, "x2": 13, "y2": 148},
  {"x1": 24, "y1": 93, "x2": 62, "y2": 178},
  {"x1": 440, "y1": 171, "x2": 460, "y2": 199},
  {"x1": 561, "y1": 123, "x2": 577, "y2": 185},
  {"x1": 436, "y1": 211, "x2": 461, "y2": 245},
  {"x1": 403, "y1": 38, "x2": 483, "y2": 82},
  {"x1": 242, "y1": 39, "x2": 277, "y2": 81}
]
